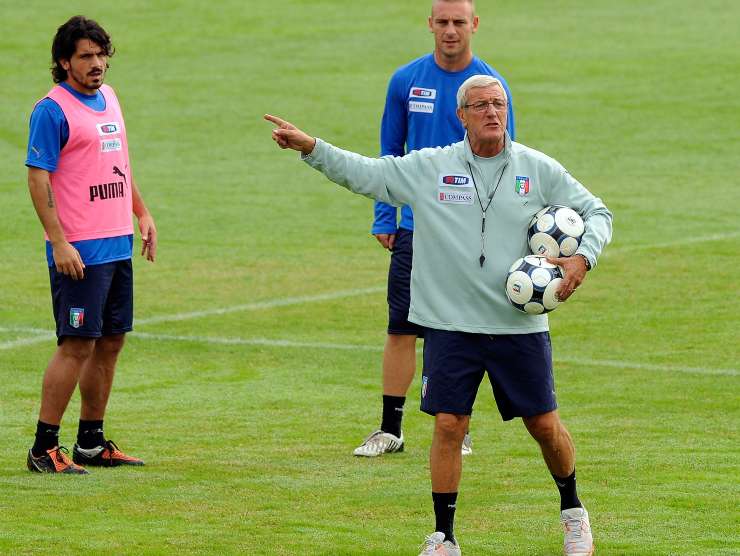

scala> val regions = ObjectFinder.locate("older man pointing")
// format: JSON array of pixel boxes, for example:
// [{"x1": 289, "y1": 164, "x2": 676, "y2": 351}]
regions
[{"x1": 266, "y1": 74, "x2": 610, "y2": 556}]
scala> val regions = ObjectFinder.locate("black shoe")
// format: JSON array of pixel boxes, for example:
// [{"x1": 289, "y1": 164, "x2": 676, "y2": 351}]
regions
[
  {"x1": 73, "y1": 440, "x2": 145, "y2": 467},
  {"x1": 27, "y1": 446, "x2": 89, "y2": 474}
]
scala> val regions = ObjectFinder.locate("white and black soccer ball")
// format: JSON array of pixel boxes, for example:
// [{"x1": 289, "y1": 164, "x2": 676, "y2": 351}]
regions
[
  {"x1": 528, "y1": 205, "x2": 585, "y2": 258},
  {"x1": 505, "y1": 255, "x2": 563, "y2": 314}
]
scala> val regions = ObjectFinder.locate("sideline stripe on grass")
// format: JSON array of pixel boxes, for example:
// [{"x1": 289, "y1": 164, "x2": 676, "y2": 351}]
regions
[
  {"x1": 0, "y1": 326, "x2": 49, "y2": 334},
  {"x1": 0, "y1": 327, "x2": 54, "y2": 350},
  {"x1": 133, "y1": 331, "x2": 383, "y2": 352},
  {"x1": 131, "y1": 332, "x2": 738, "y2": 377},
  {"x1": 135, "y1": 286, "x2": 385, "y2": 325},
  {"x1": 555, "y1": 355, "x2": 738, "y2": 377},
  {"x1": 0, "y1": 286, "x2": 384, "y2": 351},
  {"x1": 3, "y1": 227, "x2": 739, "y2": 359},
  {"x1": 3, "y1": 325, "x2": 736, "y2": 377},
  {"x1": 603, "y1": 231, "x2": 740, "y2": 256}
]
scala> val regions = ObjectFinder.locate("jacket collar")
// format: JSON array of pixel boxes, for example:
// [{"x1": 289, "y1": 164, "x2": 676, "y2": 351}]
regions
[{"x1": 462, "y1": 131, "x2": 512, "y2": 165}]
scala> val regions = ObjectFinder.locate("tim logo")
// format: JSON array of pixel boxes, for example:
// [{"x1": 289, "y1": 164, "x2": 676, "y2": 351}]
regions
[
  {"x1": 442, "y1": 175, "x2": 469, "y2": 186},
  {"x1": 409, "y1": 87, "x2": 437, "y2": 100},
  {"x1": 96, "y1": 121, "x2": 120, "y2": 136},
  {"x1": 512, "y1": 283, "x2": 522, "y2": 294}
]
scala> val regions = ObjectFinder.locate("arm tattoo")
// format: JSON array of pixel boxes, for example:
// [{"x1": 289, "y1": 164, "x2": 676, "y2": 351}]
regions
[{"x1": 46, "y1": 184, "x2": 54, "y2": 208}]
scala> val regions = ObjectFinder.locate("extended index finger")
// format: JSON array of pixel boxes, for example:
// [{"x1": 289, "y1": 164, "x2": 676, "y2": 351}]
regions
[{"x1": 264, "y1": 114, "x2": 288, "y2": 127}]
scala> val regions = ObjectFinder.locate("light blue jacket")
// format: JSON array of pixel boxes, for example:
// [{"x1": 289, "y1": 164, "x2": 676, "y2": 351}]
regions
[
  {"x1": 373, "y1": 53, "x2": 515, "y2": 234},
  {"x1": 305, "y1": 134, "x2": 612, "y2": 334}
]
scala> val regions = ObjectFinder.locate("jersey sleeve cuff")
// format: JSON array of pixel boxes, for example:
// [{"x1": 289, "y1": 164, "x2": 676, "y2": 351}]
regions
[
  {"x1": 371, "y1": 225, "x2": 398, "y2": 235},
  {"x1": 25, "y1": 160, "x2": 56, "y2": 172},
  {"x1": 300, "y1": 137, "x2": 324, "y2": 162}
]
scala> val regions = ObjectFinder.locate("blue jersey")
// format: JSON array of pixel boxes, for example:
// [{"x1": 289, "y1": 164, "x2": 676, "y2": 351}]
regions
[
  {"x1": 26, "y1": 82, "x2": 133, "y2": 267},
  {"x1": 373, "y1": 53, "x2": 516, "y2": 234}
]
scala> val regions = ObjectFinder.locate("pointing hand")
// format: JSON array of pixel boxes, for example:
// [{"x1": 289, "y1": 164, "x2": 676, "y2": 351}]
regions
[{"x1": 264, "y1": 114, "x2": 316, "y2": 156}]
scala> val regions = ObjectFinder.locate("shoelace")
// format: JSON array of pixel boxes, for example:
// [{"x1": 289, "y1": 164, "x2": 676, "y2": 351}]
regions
[
  {"x1": 367, "y1": 434, "x2": 398, "y2": 452},
  {"x1": 50, "y1": 446, "x2": 73, "y2": 468},
  {"x1": 564, "y1": 516, "x2": 585, "y2": 540},
  {"x1": 362, "y1": 440, "x2": 384, "y2": 455},
  {"x1": 104, "y1": 439, "x2": 122, "y2": 457},
  {"x1": 359, "y1": 431, "x2": 387, "y2": 449},
  {"x1": 418, "y1": 534, "x2": 444, "y2": 553},
  {"x1": 361, "y1": 431, "x2": 383, "y2": 444},
  {"x1": 367, "y1": 435, "x2": 386, "y2": 447}
]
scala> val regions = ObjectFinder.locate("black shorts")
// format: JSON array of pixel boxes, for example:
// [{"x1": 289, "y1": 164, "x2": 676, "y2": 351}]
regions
[
  {"x1": 49, "y1": 259, "x2": 133, "y2": 344},
  {"x1": 420, "y1": 329, "x2": 557, "y2": 420},
  {"x1": 386, "y1": 228, "x2": 424, "y2": 336}
]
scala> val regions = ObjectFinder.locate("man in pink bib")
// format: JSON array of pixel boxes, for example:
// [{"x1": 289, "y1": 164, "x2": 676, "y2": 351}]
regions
[{"x1": 25, "y1": 16, "x2": 157, "y2": 474}]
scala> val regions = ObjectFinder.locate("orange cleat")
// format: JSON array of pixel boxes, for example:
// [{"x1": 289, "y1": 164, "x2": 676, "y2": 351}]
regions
[
  {"x1": 73, "y1": 440, "x2": 144, "y2": 467},
  {"x1": 27, "y1": 446, "x2": 89, "y2": 474}
]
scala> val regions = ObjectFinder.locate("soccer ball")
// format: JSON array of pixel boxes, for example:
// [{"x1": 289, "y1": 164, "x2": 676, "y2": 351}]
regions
[
  {"x1": 505, "y1": 255, "x2": 563, "y2": 314},
  {"x1": 528, "y1": 205, "x2": 584, "y2": 258}
]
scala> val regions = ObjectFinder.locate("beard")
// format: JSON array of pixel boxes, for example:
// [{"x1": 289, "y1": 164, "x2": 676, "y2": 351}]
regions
[{"x1": 69, "y1": 67, "x2": 105, "y2": 91}]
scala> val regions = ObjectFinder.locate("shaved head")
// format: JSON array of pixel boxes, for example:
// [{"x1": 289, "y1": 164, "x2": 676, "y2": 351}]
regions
[
  {"x1": 432, "y1": 0, "x2": 475, "y2": 15},
  {"x1": 428, "y1": 0, "x2": 478, "y2": 71}
]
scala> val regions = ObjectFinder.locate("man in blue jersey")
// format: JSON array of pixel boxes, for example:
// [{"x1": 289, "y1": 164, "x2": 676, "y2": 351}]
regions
[
  {"x1": 25, "y1": 16, "x2": 156, "y2": 474},
  {"x1": 354, "y1": 0, "x2": 515, "y2": 458}
]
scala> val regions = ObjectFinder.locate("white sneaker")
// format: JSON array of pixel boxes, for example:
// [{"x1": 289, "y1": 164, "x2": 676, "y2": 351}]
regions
[
  {"x1": 461, "y1": 433, "x2": 472, "y2": 456},
  {"x1": 561, "y1": 507, "x2": 594, "y2": 555},
  {"x1": 418, "y1": 532, "x2": 461, "y2": 556},
  {"x1": 352, "y1": 430, "x2": 403, "y2": 457}
]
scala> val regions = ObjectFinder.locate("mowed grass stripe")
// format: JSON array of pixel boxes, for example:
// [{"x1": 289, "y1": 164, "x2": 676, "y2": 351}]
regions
[
  {"x1": 135, "y1": 285, "x2": 385, "y2": 325},
  {"x1": 604, "y1": 230, "x2": 740, "y2": 256},
  {"x1": 133, "y1": 332, "x2": 384, "y2": 352},
  {"x1": 0, "y1": 327, "x2": 53, "y2": 350},
  {"x1": 2, "y1": 1, "x2": 739, "y2": 553},
  {"x1": 3, "y1": 226, "x2": 736, "y2": 351},
  {"x1": 0, "y1": 287, "x2": 384, "y2": 350},
  {"x1": 7, "y1": 325, "x2": 736, "y2": 377},
  {"x1": 131, "y1": 332, "x2": 738, "y2": 377},
  {"x1": 0, "y1": 333, "x2": 55, "y2": 351}
]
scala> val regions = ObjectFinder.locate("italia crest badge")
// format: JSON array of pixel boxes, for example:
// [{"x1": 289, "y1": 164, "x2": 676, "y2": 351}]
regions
[
  {"x1": 69, "y1": 308, "x2": 85, "y2": 329},
  {"x1": 422, "y1": 376, "x2": 429, "y2": 398},
  {"x1": 515, "y1": 176, "x2": 530, "y2": 196}
]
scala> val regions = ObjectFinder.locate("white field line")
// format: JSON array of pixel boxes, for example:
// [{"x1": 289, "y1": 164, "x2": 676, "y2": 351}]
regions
[
  {"x1": 0, "y1": 286, "x2": 384, "y2": 351},
  {"x1": 3, "y1": 319, "x2": 737, "y2": 377},
  {"x1": 553, "y1": 355, "x2": 738, "y2": 377},
  {"x1": 132, "y1": 332, "x2": 738, "y2": 377},
  {"x1": 2, "y1": 230, "x2": 738, "y2": 353},
  {"x1": 0, "y1": 326, "x2": 54, "y2": 350},
  {"x1": 604, "y1": 231, "x2": 740, "y2": 256},
  {"x1": 0, "y1": 333, "x2": 56, "y2": 350},
  {"x1": 0, "y1": 326, "x2": 49, "y2": 335},
  {"x1": 135, "y1": 286, "x2": 385, "y2": 325},
  {"x1": 133, "y1": 332, "x2": 383, "y2": 352}
]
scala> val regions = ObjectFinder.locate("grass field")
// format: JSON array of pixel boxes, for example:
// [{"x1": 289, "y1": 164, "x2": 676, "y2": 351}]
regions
[{"x1": 1, "y1": 1, "x2": 738, "y2": 554}]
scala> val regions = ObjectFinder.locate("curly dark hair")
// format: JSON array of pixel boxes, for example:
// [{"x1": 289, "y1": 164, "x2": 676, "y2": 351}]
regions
[{"x1": 51, "y1": 16, "x2": 114, "y2": 83}]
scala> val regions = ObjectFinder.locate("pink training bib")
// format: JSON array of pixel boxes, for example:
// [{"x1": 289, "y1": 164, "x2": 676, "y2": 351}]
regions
[{"x1": 43, "y1": 84, "x2": 134, "y2": 242}]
